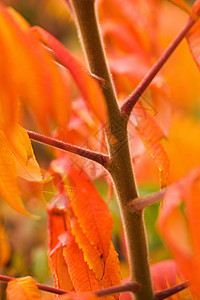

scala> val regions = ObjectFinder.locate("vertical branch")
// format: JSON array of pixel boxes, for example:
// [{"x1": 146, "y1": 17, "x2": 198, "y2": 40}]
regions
[
  {"x1": 69, "y1": 1, "x2": 154, "y2": 299},
  {"x1": 69, "y1": 0, "x2": 120, "y2": 121}
]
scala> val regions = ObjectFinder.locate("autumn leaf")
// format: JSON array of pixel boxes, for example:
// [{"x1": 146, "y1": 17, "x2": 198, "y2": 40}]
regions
[
  {"x1": 151, "y1": 260, "x2": 193, "y2": 299},
  {"x1": 164, "y1": 116, "x2": 200, "y2": 183},
  {"x1": 7, "y1": 276, "x2": 41, "y2": 300},
  {"x1": 60, "y1": 292, "x2": 99, "y2": 300},
  {"x1": 0, "y1": 125, "x2": 42, "y2": 215},
  {"x1": 101, "y1": 243, "x2": 121, "y2": 299},
  {"x1": 47, "y1": 162, "x2": 120, "y2": 297},
  {"x1": 157, "y1": 167, "x2": 200, "y2": 298},
  {"x1": 121, "y1": 260, "x2": 192, "y2": 300},
  {"x1": 71, "y1": 220, "x2": 105, "y2": 281},
  {"x1": 66, "y1": 165, "x2": 113, "y2": 260},
  {"x1": 47, "y1": 192, "x2": 74, "y2": 291},
  {"x1": 151, "y1": 260, "x2": 183, "y2": 291},
  {"x1": 50, "y1": 245, "x2": 74, "y2": 291},
  {"x1": 0, "y1": 3, "x2": 70, "y2": 135},
  {"x1": 30, "y1": 26, "x2": 108, "y2": 125},
  {"x1": 0, "y1": 130, "x2": 30, "y2": 215},
  {"x1": 132, "y1": 102, "x2": 169, "y2": 188},
  {"x1": 10, "y1": 125, "x2": 42, "y2": 182},
  {"x1": 63, "y1": 231, "x2": 102, "y2": 292}
]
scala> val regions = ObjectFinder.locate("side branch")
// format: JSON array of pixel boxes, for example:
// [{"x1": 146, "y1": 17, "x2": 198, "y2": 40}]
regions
[
  {"x1": 0, "y1": 275, "x2": 140, "y2": 297},
  {"x1": 121, "y1": 16, "x2": 197, "y2": 117},
  {"x1": 130, "y1": 187, "x2": 168, "y2": 212},
  {"x1": 27, "y1": 130, "x2": 109, "y2": 168},
  {"x1": 155, "y1": 281, "x2": 189, "y2": 300}
]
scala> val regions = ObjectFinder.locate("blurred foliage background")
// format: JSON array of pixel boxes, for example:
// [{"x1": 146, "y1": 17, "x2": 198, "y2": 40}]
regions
[{"x1": 0, "y1": 0, "x2": 200, "y2": 299}]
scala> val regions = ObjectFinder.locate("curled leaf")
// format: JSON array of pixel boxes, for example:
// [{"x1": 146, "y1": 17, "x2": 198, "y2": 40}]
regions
[
  {"x1": 133, "y1": 102, "x2": 169, "y2": 188},
  {"x1": 7, "y1": 276, "x2": 41, "y2": 300},
  {"x1": 30, "y1": 26, "x2": 108, "y2": 125},
  {"x1": 0, "y1": 130, "x2": 29, "y2": 215}
]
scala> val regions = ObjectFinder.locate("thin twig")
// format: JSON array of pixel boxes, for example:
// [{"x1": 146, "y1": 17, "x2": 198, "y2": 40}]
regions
[
  {"x1": 27, "y1": 130, "x2": 109, "y2": 168},
  {"x1": 130, "y1": 187, "x2": 168, "y2": 212},
  {"x1": 121, "y1": 15, "x2": 197, "y2": 117},
  {"x1": 0, "y1": 275, "x2": 140, "y2": 297},
  {"x1": 155, "y1": 281, "x2": 190, "y2": 300},
  {"x1": 0, "y1": 275, "x2": 67, "y2": 295}
]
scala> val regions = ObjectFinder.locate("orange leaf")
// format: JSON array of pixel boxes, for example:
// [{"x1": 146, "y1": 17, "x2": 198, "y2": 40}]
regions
[
  {"x1": 133, "y1": 102, "x2": 169, "y2": 188},
  {"x1": 0, "y1": 130, "x2": 30, "y2": 215},
  {"x1": 0, "y1": 6, "x2": 19, "y2": 135},
  {"x1": 0, "y1": 4, "x2": 70, "y2": 135},
  {"x1": 47, "y1": 193, "x2": 101, "y2": 292},
  {"x1": 0, "y1": 125, "x2": 42, "y2": 215},
  {"x1": 157, "y1": 167, "x2": 200, "y2": 297},
  {"x1": 67, "y1": 165, "x2": 113, "y2": 260},
  {"x1": 71, "y1": 220, "x2": 104, "y2": 281},
  {"x1": 50, "y1": 245, "x2": 74, "y2": 291},
  {"x1": 31, "y1": 26, "x2": 108, "y2": 125},
  {"x1": 47, "y1": 190, "x2": 71, "y2": 251},
  {"x1": 10, "y1": 125, "x2": 42, "y2": 182},
  {"x1": 7, "y1": 276, "x2": 41, "y2": 300},
  {"x1": 60, "y1": 292, "x2": 99, "y2": 300},
  {"x1": 101, "y1": 243, "x2": 121, "y2": 299},
  {"x1": 63, "y1": 232, "x2": 102, "y2": 292},
  {"x1": 47, "y1": 193, "x2": 74, "y2": 291}
]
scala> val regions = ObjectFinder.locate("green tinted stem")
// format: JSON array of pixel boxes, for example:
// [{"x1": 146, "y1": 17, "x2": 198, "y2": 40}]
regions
[{"x1": 69, "y1": 0, "x2": 154, "y2": 299}]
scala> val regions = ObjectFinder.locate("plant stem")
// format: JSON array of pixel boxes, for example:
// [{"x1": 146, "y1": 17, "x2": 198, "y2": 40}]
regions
[
  {"x1": 27, "y1": 130, "x2": 109, "y2": 168},
  {"x1": 69, "y1": 1, "x2": 154, "y2": 299},
  {"x1": 121, "y1": 15, "x2": 197, "y2": 117}
]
